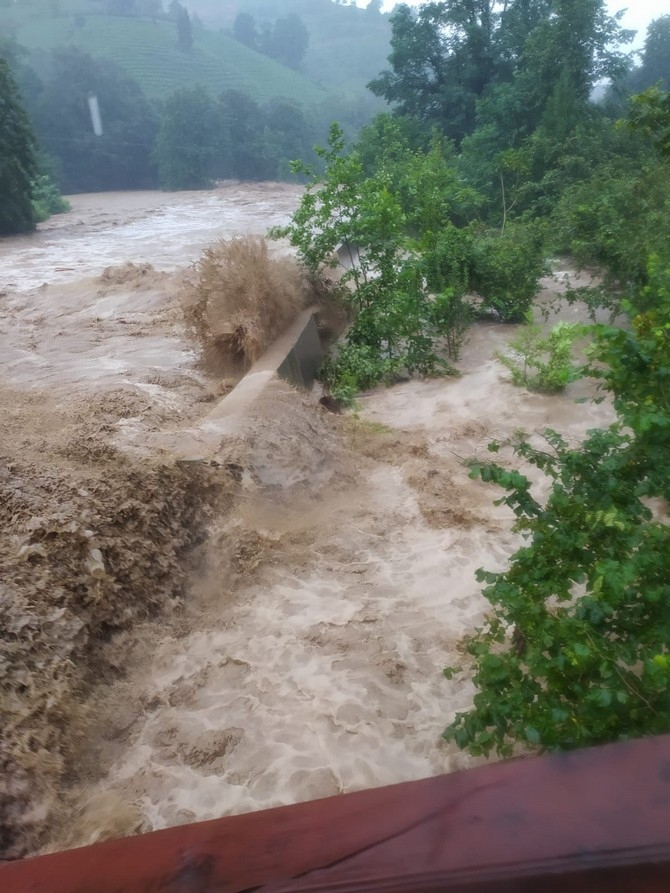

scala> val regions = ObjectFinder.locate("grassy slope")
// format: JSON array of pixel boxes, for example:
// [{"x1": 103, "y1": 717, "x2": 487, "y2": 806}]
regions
[
  {"x1": 7, "y1": 14, "x2": 329, "y2": 104},
  {"x1": 170, "y1": 0, "x2": 393, "y2": 95}
]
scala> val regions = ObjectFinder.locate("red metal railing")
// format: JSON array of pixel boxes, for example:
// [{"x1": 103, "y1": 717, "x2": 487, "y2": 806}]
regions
[{"x1": 2, "y1": 734, "x2": 669, "y2": 892}]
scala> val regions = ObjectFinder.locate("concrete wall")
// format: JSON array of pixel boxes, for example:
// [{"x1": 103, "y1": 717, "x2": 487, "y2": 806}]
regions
[
  {"x1": 156, "y1": 309, "x2": 324, "y2": 461},
  {"x1": 276, "y1": 312, "x2": 322, "y2": 389}
]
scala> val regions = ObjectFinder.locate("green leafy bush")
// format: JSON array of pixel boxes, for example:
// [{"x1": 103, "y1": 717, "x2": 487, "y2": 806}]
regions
[
  {"x1": 497, "y1": 321, "x2": 581, "y2": 392},
  {"x1": 31, "y1": 173, "x2": 70, "y2": 222},
  {"x1": 551, "y1": 160, "x2": 669, "y2": 299},
  {"x1": 469, "y1": 223, "x2": 547, "y2": 322},
  {"x1": 0, "y1": 56, "x2": 37, "y2": 235},
  {"x1": 419, "y1": 222, "x2": 472, "y2": 296},
  {"x1": 272, "y1": 124, "x2": 467, "y2": 397},
  {"x1": 319, "y1": 343, "x2": 401, "y2": 405},
  {"x1": 550, "y1": 90, "x2": 670, "y2": 312}
]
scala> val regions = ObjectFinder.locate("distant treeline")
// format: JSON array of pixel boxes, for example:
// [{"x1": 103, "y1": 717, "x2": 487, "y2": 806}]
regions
[{"x1": 1, "y1": 38, "x2": 347, "y2": 195}]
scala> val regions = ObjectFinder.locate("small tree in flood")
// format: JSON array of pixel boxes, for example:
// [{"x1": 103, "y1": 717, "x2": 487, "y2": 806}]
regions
[{"x1": 272, "y1": 123, "x2": 474, "y2": 402}]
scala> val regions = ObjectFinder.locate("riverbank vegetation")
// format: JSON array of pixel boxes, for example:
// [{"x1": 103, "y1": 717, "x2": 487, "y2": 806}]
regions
[
  {"x1": 0, "y1": 57, "x2": 69, "y2": 234},
  {"x1": 277, "y1": 2, "x2": 670, "y2": 751}
]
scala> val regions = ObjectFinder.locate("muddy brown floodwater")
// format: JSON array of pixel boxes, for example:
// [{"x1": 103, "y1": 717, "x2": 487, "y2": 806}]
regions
[{"x1": 0, "y1": 184, "x2": 614, "y2": 857}]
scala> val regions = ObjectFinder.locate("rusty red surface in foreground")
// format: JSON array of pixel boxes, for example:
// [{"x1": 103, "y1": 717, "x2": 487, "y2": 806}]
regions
[{"x1": 2, "y1": 735, "x2": 670, "y2": 892}]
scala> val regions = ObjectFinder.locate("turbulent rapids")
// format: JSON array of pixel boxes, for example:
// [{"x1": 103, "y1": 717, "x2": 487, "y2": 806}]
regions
[{"x1": 0, "y1": 184, "x2": 613, "y2": 858}]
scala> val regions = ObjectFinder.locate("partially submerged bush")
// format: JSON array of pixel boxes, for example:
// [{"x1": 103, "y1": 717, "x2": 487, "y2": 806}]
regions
[
  {"x1": 319, "y1": 342, "x2": 402, "y2": 405},
  {"x1": 469, "y1": 223, "x2": 547, "y2": 322},
  {"x1": 31, "y1": 174, "x2": 70, "y2": 223},
  {"x1": 273, "y1": 125, "x2": 474, "y2": 400},
  {"x1": 497, "y1": 321, "x2": 582, "y2": 392},
  {"x1": 444, "y1": 258, "x2": 670, "y2": 757}
]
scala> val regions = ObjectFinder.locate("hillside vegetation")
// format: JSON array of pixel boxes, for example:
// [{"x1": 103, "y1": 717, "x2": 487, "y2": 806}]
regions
[
  {"x1": 0, "y1": 0, "x2": 395, "y2": 200},
  {"x1": 216, "y1": 0, "x2": 393, "y2": 95},
  {"x1": 6, "y1": 13, "x2": 329, "y2": 104}
]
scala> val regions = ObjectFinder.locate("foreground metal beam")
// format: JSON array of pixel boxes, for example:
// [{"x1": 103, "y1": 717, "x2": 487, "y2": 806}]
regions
[{"x1": 3, "y1": 735, "x2": 669, "y2": 892}]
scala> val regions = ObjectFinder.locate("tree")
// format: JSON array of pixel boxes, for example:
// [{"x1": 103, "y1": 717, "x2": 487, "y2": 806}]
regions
[
  {"x1": 176, "y1": 5, "x2": 193, "y2": 51},
  {"x1": 495, "y1": 0, "x2": 553, "y2": 76},
  {"x1": 264, "y1": 98, "x2": 314, "y2": 177},
  {"x1": 511, "y1": 0, "x2": 631, "y2": 138},
  {"x1": 370, "y1": 1, "x2": 632, "y2": 146},
  {"x1": 31, "y1": 49, "x2": 158, "y2": 193},
  {"x1": 156, "y1": 86, "x2": 224, "y2": 189},
  {"x1": 627, "y1": 86, "x2": 670, "y2": 159},
  {"x1": 266, "y1": 14, "x2": 309, "y2": 71},
  {"x1": 219, "y1": 90, "x2": 273, "y2": 180},
  {"x1": 369, "y1": 1, "x2": 500, "y2": 143},
  {"x1": 0, "y1": 56, "x2": 38, "y2": 234},
  {"x1": 232, "y1": 12, "x2": 258, "y2": 50},
  {"x1": 627, "y1": 16, "x2": 670, "y2": 93}
]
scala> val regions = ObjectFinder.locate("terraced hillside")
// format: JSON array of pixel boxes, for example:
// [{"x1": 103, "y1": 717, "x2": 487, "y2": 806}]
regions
[
  {"x1": 187, "y1": 0, "x2": 393, "y2": 95},
  {"x1": 6, "y1": 14, "x2": 330, "y2": 104}
]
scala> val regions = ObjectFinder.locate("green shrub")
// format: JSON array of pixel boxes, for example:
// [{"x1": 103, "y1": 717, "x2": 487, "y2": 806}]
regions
[
  {"x1": 443, "y1": 257, "x2": 670, "y2": 756},
  {"x1": 273, "y1": 124, "x2": 467, "y2": 397},
  {"x1": 420, "y1": 222, "x2": 473, "y2": 296},
  {"x1": 469, "y1": 223, "x2": 547, "y2": 322},
  {"x1": 319, "y1": 342, "x2": 401, "y2": 405},
  {"x1": 497, "y1": 321, "x2": 582, "y2": 392},
  {"x1": 31, "y1": 174, "x2": 70, "y2": 222},
  {"x1": 551, "y1": 162, "x2": 669, "y2": 299},
  {"x1": 428, "y1": 289, "x2": 472, "y2": 361}
]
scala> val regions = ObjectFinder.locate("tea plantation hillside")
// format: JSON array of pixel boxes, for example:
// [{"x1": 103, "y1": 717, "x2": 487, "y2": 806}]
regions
[{"x1": 2, "y1": 11, "x2": 330, "y2": 105}]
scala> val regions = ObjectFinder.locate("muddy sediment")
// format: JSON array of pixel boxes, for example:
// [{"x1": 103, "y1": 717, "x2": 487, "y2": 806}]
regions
[
  {"x1": 1, "y1": 187, "x2": 615, "y2": 858},
  {"x1": 0, "y1": 410, "x2": 231, "y2": 856}
]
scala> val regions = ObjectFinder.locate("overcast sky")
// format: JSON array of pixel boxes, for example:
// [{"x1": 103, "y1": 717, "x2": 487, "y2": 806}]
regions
[{"x1": 355, "y1": 1, "x2": 668, "y2": 50}]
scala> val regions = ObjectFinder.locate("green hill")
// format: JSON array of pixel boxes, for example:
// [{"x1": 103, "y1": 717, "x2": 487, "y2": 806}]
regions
[
  {"x1": 187, "y1": 0, "x2": 393, "y2": 95},
  {"x1": 5, "y1": 12, "x2": 330, "y2": 105}
]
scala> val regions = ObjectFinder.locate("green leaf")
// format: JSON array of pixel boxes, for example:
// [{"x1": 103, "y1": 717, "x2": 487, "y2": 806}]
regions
[
  {"x1": 524, "y1": 726, "x2": 541, "y2": 745},
  {"x1": 573, "y1": 643, "x2": 591, "y2": 659}
]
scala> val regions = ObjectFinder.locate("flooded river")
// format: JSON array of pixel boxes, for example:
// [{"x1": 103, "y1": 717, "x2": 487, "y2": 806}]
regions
[{"x1": 0, "y1": 184, "x2": 613, "y2": 856}]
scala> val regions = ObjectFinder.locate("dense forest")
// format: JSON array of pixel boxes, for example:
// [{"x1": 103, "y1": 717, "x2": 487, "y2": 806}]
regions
[{"x1": 274, "y1": 2, "x2": 670, "y2": 753}]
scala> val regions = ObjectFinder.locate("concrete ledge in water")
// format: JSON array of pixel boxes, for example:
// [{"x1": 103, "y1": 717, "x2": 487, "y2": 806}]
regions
[
  {"x1": 156, "y1": 308, "x2": 323, "y2": 459},
  {"x1": 277, "y1": 311, "x2": 322, "y2": 389},
  {"x1": 207, "y1": 307, "x2": 321, "y2": 423}
]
